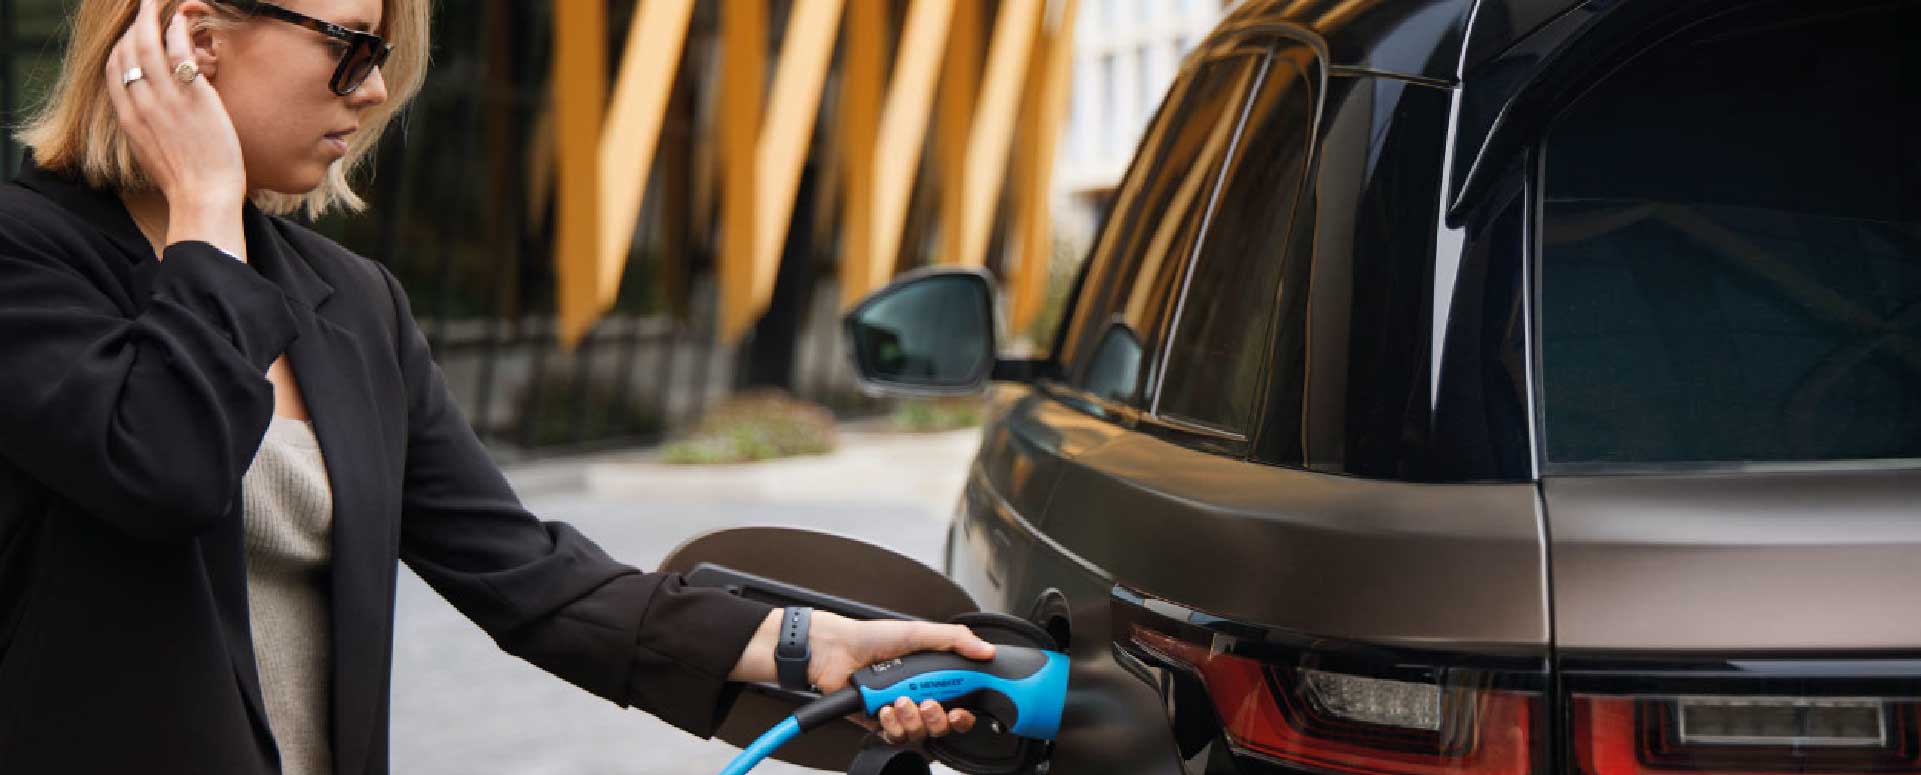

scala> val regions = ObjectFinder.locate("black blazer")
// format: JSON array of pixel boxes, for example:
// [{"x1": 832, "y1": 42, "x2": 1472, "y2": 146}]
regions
[{"x1": 0, "y1": 158, "x2": 772, "y2": 774}]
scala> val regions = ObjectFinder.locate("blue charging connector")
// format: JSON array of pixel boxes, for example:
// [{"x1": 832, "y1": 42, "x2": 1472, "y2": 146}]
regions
[{"x1": 716, "y1": 645, "x2": 1070, "y2": 775}]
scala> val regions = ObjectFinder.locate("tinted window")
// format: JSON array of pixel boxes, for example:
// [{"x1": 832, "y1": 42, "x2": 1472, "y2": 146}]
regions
[
  {"x1": 1155, "y1": 50, "x2": 1318, "y2": 434},
  {"x1": 1541, "y1": 1, "x2": 1921, "y2": 465},
  {"x1": 1059, "y1": 51, "x2": 1265, "y2": 407}
]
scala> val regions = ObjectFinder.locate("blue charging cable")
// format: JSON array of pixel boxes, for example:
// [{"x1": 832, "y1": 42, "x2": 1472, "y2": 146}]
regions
[{"x1": 717, "y1": 715, "x2": 805, "y2": 775}]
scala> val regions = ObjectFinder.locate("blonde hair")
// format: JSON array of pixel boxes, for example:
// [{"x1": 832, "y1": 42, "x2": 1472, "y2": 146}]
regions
[{"x1": 15, "y1": 0, "x2": 429, "y2": 219}]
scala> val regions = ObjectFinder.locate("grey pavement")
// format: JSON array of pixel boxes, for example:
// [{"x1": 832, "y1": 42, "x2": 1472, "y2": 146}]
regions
[{"x1": 390, "y1": 428, "x2": 983, "y2": 774}]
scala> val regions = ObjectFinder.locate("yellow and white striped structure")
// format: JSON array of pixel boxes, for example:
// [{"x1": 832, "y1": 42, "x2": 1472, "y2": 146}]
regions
[{"x1": 550, "y1": 0, "x2": 1084, "y2": 349}]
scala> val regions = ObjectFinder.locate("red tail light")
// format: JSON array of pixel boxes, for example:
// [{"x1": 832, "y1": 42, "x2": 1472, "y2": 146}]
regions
[
  {"x1": 1131, "y1": 626, "x2": 1544, "y2": 775},
  {"x1": 1573, "y1": 695, "x2": 1921, "y2": 775},
  {"x1": 1116, "y1": 588, "x2": 1921, "y2": 775}
]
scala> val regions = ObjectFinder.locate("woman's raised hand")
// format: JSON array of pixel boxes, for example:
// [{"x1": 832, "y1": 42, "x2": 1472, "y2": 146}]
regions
[{"x1": 106, "y1": 0, "x2": 247, "y2": 257}]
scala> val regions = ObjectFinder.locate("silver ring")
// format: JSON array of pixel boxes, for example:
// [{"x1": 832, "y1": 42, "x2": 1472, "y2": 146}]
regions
[
  {"x1": 878, "y1": 730, "x2": 900, "y2": 746},
  {"x1": 121, "y1": 66, "x2": 145, "y2": 86},
  {"x1": 172, "y1": 60, "x2": 200, "y2": 84}
]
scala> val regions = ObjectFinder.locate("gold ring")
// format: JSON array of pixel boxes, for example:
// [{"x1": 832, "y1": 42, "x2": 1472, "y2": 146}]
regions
[
  {"x1": 121, "y1": 66, "x2": 145, "y2": 86},
  {"x1": 172, "y1": 60, "x2": 200, "y2": 84}
]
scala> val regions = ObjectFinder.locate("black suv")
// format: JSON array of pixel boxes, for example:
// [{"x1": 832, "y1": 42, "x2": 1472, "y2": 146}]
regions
[{"x1": 716, "y1": 0, "x2": 1921, "y2": 773}]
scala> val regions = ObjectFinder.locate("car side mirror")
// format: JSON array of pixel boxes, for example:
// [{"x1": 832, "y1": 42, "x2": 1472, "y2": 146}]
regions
[{"x1": 843, "y1": 268, "x2": 1000, "y2": 396}]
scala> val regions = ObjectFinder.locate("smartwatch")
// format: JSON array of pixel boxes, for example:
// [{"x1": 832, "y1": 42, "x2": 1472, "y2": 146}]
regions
[{"x1": 775, "y1": 606, "x2": 813, "y2": 692}]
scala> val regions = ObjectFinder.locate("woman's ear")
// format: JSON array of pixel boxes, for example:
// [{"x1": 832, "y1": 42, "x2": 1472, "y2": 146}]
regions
[{"x1": 176, "y1": 0, "x2": 221, "y2": 80}]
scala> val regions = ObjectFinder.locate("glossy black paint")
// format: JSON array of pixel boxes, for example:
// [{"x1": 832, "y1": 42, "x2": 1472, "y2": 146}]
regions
[
  {"x1": 1457, "y1": 0, "x2": 1585, "y2": 74},
  {"x1": 1446, "y1": 0, "x2": 1778, "y2": 223},
  {"x1": 1251, "y1": 76, "x2": 1471, "y2": 478},
  {"x1": 1429, "y1": 168, "x2": 1533, "y2": 481}
]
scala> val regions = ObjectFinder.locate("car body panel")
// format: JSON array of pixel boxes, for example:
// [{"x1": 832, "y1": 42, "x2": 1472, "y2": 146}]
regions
[
  {"x1": 1544, "y1": 469, "x2": 1921, "y2": 651},
  {"x1": 949, "y1": 386, "x2": 1129, "y2": 614},
  {"x1": 1039, "y1": 428, "x2": 1549, "y2": 648},
  {"x1": 1011, "y1": 522, "x2": 1188, "y2": 774},
  {"x1": 955, "y1": 391, "x2": 1188, "y2": 774}
]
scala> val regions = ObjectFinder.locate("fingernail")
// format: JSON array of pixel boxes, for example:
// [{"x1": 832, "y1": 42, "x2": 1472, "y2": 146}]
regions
[
  {"x1": 878, "y1": 707, "x2": 892, "y2": 722},
  {"x1": 921, "y1": 700, "x2": 938, "y2": 712}
]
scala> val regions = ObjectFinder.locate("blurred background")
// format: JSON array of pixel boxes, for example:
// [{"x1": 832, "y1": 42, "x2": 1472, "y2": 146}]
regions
[
  {"x1": 2, "y1": 0, "x2": 1228, "y2": 457},
  {"x1": 0, "y1": 0, "x2": 1232, "y2": 771}
]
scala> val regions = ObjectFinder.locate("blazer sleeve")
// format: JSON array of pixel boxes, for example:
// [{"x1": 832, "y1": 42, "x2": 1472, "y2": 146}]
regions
[
  {"x1": 0, "y1": 226, "x2": 296, "y2": 542},
  {"x1": 377, "y1": 264, "x2": 773, "y2": 738}
]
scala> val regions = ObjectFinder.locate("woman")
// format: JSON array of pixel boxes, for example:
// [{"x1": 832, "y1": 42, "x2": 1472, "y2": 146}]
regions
[{"x1": 0, "y1": 1, "x2": 986, "y2": 772}]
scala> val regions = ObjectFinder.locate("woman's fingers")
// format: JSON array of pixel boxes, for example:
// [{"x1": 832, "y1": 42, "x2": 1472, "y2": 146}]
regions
[
  {"x1": 894, "y1": 697, "x2": 926, "y2": 742},
  {"x1": 130, "y1": 0, "x2": 167, "y2": 73},
  {"x1": 106, "y1": 26, "x2": 151, "y2": 124},
  {"x1": 103, "y1": 0, "x2": 247, "y2": 207},
  {"x1": 103, "y1": 57, "x2": 137, "y2": 135},
  {"x1": 919, "y1": 701, "x2": 951, "y2": 737},
  {"x1": 873, "y1": 701, "x2": 973, "y2": 746},
  {"x1": 877, "y1": 705, "x2": 905, "y2": 743},
  {"x1": 908, "y1": 622, "x2": 997, "y2": 661},
  {"x1": 163, "y1": 11, "x2": 197, "y2": 83}
]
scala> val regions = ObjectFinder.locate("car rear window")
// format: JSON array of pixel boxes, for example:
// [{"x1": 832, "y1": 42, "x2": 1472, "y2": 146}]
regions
[{"x1": 1539, "y1": 0, "x2": 1920, "y2": 467}]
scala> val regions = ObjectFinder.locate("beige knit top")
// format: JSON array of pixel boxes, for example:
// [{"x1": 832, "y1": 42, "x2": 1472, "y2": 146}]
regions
[{"x1": 241, "y1": 415, "x2": 335, "y2": 775}]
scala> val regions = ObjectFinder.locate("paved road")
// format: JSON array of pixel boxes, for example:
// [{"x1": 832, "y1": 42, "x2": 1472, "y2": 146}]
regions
[{"x1": 390, "y1": 429, "x2": 980, "y2": 774}]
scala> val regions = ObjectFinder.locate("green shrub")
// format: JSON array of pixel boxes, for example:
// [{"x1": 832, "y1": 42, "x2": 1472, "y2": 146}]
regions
[
  {"x1": 660, "y1": 389, "x2": 839, "y2": 464},
  {"x1": 890, "y1": 397, "x2": 984, "y2": 433}
]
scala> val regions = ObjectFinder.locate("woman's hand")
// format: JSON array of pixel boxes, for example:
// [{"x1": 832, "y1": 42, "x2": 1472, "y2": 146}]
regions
[
  {"x1": 105, "y1": 0, "x2": 248, "y2": 258},
  {"x1": 731, "y1": 610, "x2": 997, "y2": 746}
]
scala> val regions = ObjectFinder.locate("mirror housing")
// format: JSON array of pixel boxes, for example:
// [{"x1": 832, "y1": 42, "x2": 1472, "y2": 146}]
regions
[{"x1": 844, "y1": 268, "x2": 1041, "y2": 396}]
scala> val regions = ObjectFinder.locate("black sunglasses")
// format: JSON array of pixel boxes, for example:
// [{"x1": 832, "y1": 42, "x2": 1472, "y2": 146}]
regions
[{"x1": 217, "y1": 0, "x2": 391, "y2": 95}]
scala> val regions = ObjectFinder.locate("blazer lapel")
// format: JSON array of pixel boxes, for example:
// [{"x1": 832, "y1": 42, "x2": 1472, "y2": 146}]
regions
[{"x1": 251, "y1": 215, "x2": 398, "y2": 775}]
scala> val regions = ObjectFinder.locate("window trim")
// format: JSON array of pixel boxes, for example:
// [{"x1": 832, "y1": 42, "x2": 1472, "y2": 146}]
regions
[
  {"x1": 1146, "y1": 50, "x2": 1274, "y2": 430},
  {"x1": 1152, "y1": 33, "x2": 1329, "y2": 445},
  {"x1": 1524, "y1": 147, "x2": 1547, "y2": 481}
]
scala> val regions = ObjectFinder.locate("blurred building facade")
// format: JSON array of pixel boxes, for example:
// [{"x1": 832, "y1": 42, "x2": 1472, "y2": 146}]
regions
[{"x1": 0, "y1": 0, "x2": 1218, "y2": 455}]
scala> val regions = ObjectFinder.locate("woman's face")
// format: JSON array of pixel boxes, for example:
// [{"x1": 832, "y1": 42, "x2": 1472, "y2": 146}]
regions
[{"x1": 203, "y1": 0, "x2": 389, "y2": 195}]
